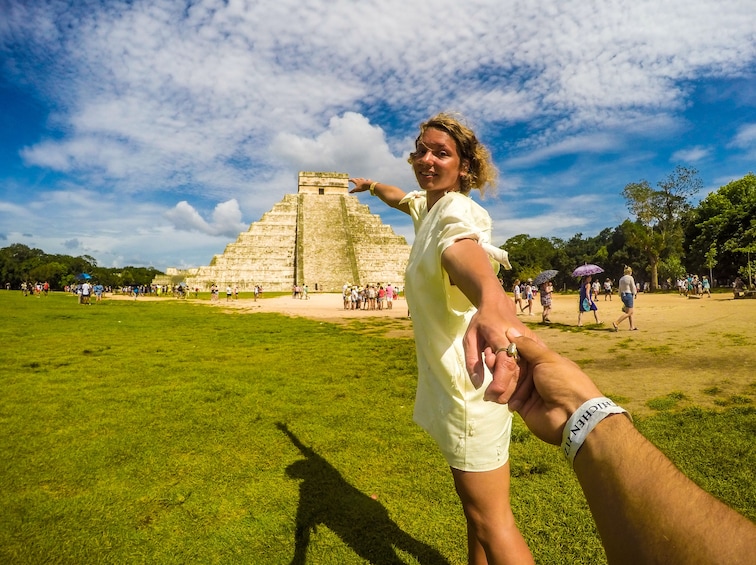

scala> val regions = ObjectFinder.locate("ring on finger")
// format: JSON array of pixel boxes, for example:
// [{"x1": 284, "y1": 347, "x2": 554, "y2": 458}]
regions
[{"x1": 495, "y1": 343, "x2": 519, "y2": 361}]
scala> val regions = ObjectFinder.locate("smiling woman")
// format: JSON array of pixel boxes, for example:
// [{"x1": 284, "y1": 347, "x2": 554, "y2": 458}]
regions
[{"x1": 350, "y1": 113, "x2": 540, "y2": 564}]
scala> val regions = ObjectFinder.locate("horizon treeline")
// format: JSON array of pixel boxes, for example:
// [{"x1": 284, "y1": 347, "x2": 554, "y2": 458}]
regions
[{"x1": 2, "y1": 171, "x2": 754, "y2": 291}]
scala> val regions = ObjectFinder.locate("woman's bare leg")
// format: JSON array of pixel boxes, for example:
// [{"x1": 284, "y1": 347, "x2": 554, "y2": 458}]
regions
[{"x1": 451, "y1": 464, "x2": 534, "y2": 565}]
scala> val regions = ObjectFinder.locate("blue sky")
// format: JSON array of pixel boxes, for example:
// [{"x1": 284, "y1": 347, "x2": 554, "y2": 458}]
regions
[{"x1": 1, "y1": 0, "x2": 755, "y2": 271}]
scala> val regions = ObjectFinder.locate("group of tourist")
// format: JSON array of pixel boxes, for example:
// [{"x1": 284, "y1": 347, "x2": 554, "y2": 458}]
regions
[
  {"x1": 342, "y1": 282, "x2": 399, "y2": 311},
  {"x1": 291, "y1": 284, "x2": 309, "y2": 299},
  {"x1": 207, "y1": 284, "x2": 263, "y2": 301},
  {"x1": 511, "y1": 278, "x2": 554, "y2": 323},
  {"x1": 677, "y1": 274, "x2": 712, "y2": 297},
  {"x1": 510, "y1": 273, "x2": 636, "y2": 329},
  {"x1": 20, "y1": 281, "x2": 51, "y2": 297}
]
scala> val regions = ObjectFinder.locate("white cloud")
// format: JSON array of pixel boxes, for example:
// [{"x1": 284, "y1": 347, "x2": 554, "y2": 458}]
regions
[
  {"x1": 269, "y1": 112, "x2": 416, "y2": 188},
  {"x1": 164, "y1": 199, "x2": 247, "y2": 237},
  {"x1": 730, "y1": 123, "x2": 756, "y2": 149},
  {"x1": 671, "y1": 146, "x2": 710, "y2": 163},
  {"x1": 1, "y1": 0, "x2": 755, "y2": 268},
  {"x1": 9, "y1": 0, "x2": 755, "y2": 193}
]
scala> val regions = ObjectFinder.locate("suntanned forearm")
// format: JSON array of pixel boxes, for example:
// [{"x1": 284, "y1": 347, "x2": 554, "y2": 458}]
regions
[
  {"x1": 441, "y1": 239, "x2": 506, "y2": 308},
  {"x1": 574, "y1": 415, "x2": 756, "y2": 565}
]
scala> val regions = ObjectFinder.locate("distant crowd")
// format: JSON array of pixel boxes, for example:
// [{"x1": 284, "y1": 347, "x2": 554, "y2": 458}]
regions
[{"x1": 342, "y1": 282, "x2": 401, "y2": 311}]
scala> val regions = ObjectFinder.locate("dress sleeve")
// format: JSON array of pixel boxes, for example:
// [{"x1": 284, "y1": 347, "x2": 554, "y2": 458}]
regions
[
  {"x1": 399, "y1": 191, "x2": 426, "y2": 230},
  {"x1": 436, "y1": 194, "x2": 489, "y2": 252}
]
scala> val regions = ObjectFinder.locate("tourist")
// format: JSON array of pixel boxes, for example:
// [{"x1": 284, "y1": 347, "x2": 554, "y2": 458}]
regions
[
  {"x1": 487, "y1": 328, "x2": 756, "y2": 565},
  {"x1": 702, "y1": 276, "x2": 711, "y2": 297},
  {"x1": 591, "y1": 278, "x2": 600, "y2": 301},
  {"x1": 513, "y1": 279, "x2": 524, "y2": 313},
  {"x1": 81, "y1": 281, "x2": 92, "y2": 304},
  {"x1": 612, "y1": 266, "x2": 638, "y2": 331},
  {"x1": 539, "y1": 281, "x2": 553, "y2": 324},
  {"x1": 524, "y1": 279, "x2": 534, "y2": 316},
  {"x1": 733, "y1": 276, "x2": 745, "y2": 297},
  {"x1": 350, "y1": 112, "x2": 536, "y2": 564},
  {"x1": 577, "y1": 275, "x2": 600, "y2": 326},
  {"x1": 603, "y1": 277, "x2": 612, "y2": 301},
  {"x1": 386, "y1": 283, "x2": 394, "y2": 309}
]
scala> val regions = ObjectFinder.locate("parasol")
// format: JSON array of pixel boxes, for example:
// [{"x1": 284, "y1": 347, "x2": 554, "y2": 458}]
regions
[
  {"x1": 533, "y1": 269, "x2": 558, "y2": 286},
  {"x1": 571, "y1": 264, "x2": 604, "y2": 277}
]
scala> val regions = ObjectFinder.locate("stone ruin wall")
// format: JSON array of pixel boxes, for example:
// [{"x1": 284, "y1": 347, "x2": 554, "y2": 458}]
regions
[{"x1": 165, "y1": 172, "x2": 410, "y2": 292}]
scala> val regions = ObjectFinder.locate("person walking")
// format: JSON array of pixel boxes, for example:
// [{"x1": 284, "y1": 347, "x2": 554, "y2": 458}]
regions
[
  {"x1": 540, "y1": 281, "x2": 553, "y2": 324},
  {"x1": 513, "y1": 279, "x2": 524, "y2": 313},
  {"x1": 613, "y1": 266, "x2": 638, "y2": 331},
  {"x1": 702, "y1": 276, "x2": 711, "y2": 297},
  {"x1": 350, "y1": 112, "x2": 535, "y2": 564},
  {"x1": 524, "y1": 279, "x2": 534, "y2": 316},
  {"x1": 603, "y1": 278, "x2": 613, "y2": 301},
  {"x1": 577, "y1": 275, "x2": 601, "y2": 326}
]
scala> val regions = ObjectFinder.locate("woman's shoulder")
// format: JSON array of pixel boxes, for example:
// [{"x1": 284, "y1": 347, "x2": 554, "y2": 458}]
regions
[{"x1": 436, "y1": 192, "x2": 490, "y2": 221}]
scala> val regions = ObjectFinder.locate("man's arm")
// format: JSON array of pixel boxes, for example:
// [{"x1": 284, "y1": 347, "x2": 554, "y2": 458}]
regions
[
  {"x1": 506, "y1": 330, "x2": 756, "y2": 565},
  {"x1": 576, "y1": 415, "x2": 756, "y2": 565}
]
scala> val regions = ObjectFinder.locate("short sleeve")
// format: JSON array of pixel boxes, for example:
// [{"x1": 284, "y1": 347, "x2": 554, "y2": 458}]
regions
[
  {"x1": 435, "y1": 193, "x2": 492, "y2": 257},
  {"x1": 399, "y1": 191, "x2": 427, "y2": 233}
]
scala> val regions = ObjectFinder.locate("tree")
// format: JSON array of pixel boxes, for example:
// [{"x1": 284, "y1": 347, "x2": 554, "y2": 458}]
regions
[
  {"x1": 621, "y1": 166, "x2": 702, "y2": 290},
  {"x1": 683, "y1": 173, "x2": 756, "y2": 284},
  {"x1": 500, "y1": 234, "x2": 558, "y2": 287},
  {"x1": 704, "y1": 244, "x2": 717, "y2": 287}
]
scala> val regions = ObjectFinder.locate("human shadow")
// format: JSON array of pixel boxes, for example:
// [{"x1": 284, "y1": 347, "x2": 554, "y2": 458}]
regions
[{"x1": 276, "y1": 422, "x2": 450, "y2": 565}]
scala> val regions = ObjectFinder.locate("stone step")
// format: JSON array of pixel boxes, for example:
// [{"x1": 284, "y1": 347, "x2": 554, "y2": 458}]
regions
[{"x1": 168, "y1": 172, "x2": 410, "y2": 292}]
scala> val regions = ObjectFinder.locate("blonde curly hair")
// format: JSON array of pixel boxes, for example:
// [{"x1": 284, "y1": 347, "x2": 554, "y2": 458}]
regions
[{"x1": 408, "y1": 112, "x2": 498, "y2": 196}]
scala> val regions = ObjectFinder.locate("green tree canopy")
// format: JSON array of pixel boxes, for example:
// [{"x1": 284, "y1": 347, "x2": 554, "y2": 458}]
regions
[
  {"x1": 683, "y1": 172, "x2": 756, "y2": 283},
  {"x1": 621, "y1": 166, "x2": 701, "y2": 289}
]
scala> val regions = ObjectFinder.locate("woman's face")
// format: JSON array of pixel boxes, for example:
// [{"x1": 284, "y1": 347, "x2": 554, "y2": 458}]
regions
[{"x1": 411, "y1": 127, "x2": 467, "y2": 195}]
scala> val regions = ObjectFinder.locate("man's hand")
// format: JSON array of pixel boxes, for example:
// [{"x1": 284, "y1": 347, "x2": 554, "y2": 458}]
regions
[{"x1": 505, "y1": 328, "x2": 602, "y2": 445}]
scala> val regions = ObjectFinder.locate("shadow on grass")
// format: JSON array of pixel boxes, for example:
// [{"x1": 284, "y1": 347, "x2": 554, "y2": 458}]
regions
[
  {"x1": 277, "y1": 423, "x2": 449, "y2": 565},
  {"x1": 523, "y1": 320, "x2": 612, "y2": 333}
]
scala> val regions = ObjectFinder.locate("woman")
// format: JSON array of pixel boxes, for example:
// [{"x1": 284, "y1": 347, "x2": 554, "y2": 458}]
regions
[
  {"x1": 540, "y1": 281, "x2": 553, "y2": 323},
  {"x1": 577, "y1": 275, "x2": 600, "y2": 326},
  {"x1": 524, "y1": 279, "x2": 535, "y2": 316},
  {"x1": 613, "y1": 266, "x2": 638, "y2": 331},
  {"x1": 350, "y1": 113, "x2": 534, "y2": 564},
  {"x1": 513, "y1": 279, "x2": 523, "y2": 312}
]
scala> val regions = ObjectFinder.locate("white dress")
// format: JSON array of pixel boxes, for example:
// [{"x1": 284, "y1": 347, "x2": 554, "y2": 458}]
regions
[{"x1": 401, "y1": 190, "x2": 513, "y2": 472}]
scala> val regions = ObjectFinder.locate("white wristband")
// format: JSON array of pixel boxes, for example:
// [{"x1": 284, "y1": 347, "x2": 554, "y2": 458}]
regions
[{"x1": 561, "y1": 397, "x2": 629, "y2": 465}]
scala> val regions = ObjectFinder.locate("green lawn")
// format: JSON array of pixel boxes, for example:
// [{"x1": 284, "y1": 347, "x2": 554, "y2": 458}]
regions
[{"x1": 1, "y1": 292, "x2": 754, "y2": 564}]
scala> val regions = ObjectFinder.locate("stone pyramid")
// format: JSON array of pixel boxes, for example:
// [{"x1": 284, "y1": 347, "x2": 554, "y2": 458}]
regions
[{"x1": 174, "y1": 172, "x2": 410, "y2": 292}]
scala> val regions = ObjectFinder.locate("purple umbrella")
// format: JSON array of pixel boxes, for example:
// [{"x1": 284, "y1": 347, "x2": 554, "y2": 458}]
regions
[{"x1": 571, "y1": 264, "x2": 604, "y2": 277}]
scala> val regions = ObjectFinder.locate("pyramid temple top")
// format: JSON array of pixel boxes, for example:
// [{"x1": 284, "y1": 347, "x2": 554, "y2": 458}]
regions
[{"x1": 297, "y1": 171, "x2": 349, "y2": 195}]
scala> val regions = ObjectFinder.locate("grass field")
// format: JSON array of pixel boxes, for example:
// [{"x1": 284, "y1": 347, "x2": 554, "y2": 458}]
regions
[{"x1": 1, "y1": 291, "x2": 754, "y2": 564}]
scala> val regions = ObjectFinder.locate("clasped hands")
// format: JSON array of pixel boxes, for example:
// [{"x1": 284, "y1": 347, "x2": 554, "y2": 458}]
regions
[{"x1": 464, "y1": 306, "x2": 602, "y2": 446}]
